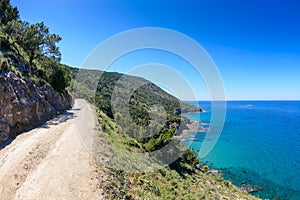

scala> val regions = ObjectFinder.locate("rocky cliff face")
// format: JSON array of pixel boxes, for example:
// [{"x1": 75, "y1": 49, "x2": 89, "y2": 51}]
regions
[{"x1": 0, "y1": 71, "x2": 72, "y2": 144}]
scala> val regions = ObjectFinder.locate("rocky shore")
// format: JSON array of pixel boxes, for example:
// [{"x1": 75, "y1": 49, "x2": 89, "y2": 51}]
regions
[{"x1": 175, "y1": 119, "x2": 209, "y2": 141}]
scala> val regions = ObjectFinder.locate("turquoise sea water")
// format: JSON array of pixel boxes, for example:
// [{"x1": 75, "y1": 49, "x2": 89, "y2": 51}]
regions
[{"x1": 183, "y1": 101, "x2": 300, "y2": 200}]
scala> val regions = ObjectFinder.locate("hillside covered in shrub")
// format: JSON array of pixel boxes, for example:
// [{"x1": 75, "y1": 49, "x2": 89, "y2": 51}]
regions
[{"x1": 72, "y1": 68, "x2": 258, "y2": 199}]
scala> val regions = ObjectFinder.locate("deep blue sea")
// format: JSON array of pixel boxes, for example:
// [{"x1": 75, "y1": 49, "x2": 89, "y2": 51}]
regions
[{"x1": 183, "y1": 101, "x2": 300, "y2": 200}]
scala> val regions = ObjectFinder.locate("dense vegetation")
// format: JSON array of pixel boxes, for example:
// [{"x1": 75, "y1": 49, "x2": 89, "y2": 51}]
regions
[
  {"x1": 0, "y1": 0, "x2": 71, "y2": 92},
  {"x1": 72, "y1": 68, "x2": 201, "y2": 168}
]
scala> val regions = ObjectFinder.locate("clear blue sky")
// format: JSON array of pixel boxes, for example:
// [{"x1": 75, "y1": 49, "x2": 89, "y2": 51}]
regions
[{"x1": 11, "y1": 0, "x2": 300, "y2": 100}]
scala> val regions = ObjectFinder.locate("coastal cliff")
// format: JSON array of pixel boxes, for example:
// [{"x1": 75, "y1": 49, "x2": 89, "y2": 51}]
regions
[{"x1": 0, "y1": 71, "x2": 72, "y2": 145}]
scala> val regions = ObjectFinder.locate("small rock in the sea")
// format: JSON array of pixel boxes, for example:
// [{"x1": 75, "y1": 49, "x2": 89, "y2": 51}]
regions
[
  {"x1": 210, "y1": 169, "x2": 219, "y2": 174},
  {"x1": 273, "y1": 195, "x2": 280, "y2": 200},
  {"x1": 239, "y1": 184, "x2": 263, "y2": 193}
]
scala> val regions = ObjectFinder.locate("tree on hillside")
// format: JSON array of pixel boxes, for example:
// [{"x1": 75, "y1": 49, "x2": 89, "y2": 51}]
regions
[
  {"x1": 22, "y1": 22, "x2": 62, "y2": 67},
  {"x1": 1, "y1": 0, "x2": 62, "y2": 69},
  {"x1": 0, "y1": 0, "x2": 70, "y2": 93},
  {"x1": 49, "y1": 64, "x2": 71, "y2": 92},
  {"x1": 0, "y1": 0, "x2": 19, "y2": 25},
  {"x1": 0, "y1": 0, "x2": 22, "y2": 67}
]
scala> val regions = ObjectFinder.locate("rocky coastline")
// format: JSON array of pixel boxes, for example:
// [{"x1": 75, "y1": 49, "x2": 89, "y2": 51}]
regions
[{"x1": 175, "y1": 119, "x2": 209, "y2": 141}]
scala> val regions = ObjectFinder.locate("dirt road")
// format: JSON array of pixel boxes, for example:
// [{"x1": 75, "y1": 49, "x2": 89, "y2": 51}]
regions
[{"x1": 0, "y1": 99, "x2": 103, "y2": 200}]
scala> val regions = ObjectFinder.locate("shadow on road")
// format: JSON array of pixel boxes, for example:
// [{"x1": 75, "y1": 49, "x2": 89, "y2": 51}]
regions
[
  {"x1": 0, "y1": 108, "x2": 78, "y2": 151},
  {"x1": 42, "y1": 109, "x2": 77, "y2": 128}
]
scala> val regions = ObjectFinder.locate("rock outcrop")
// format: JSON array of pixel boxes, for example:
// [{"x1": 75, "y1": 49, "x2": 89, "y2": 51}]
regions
[{"x1": 0, "y1": 71, "x2": 72, "y2": 144}]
